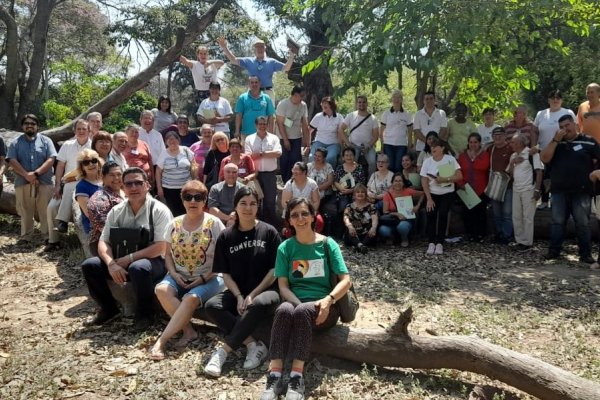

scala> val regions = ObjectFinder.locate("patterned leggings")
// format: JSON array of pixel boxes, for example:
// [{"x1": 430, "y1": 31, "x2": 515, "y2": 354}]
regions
[{"x1": 268, "y1": 301, "x2": 339, "y2": 362}]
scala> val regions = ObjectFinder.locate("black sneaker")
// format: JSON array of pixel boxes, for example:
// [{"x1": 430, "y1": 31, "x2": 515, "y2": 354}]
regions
[
  {"x1": 43, "y1": 242, "x2": 61, "y2": 252},
  {"x1": 54, "y1": 221, "x2": 69, "y2": 233},
  {"x1": 286, "y1": 375, "x2": 305, "y2": 400},
  {"x1": 85, "y1": 309, "x2": 120, "y2": 326},
  {"x1": 260, "y1": 374, "x2": 285, "y2": 400},
  {"x1": 580, "y1": 255, "x2": 595, "y2": 264},
  {"x1": 516, "y1": 244, "x2": 531, "y2": 252},
  {"x1": 544, "y1": 251, "x2": 560, "y2": 260}
]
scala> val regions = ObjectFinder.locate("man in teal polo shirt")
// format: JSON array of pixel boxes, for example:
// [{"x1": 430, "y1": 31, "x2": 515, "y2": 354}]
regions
[{"x1": 234, "y1": 76, "x2": 275, "y2": 142}]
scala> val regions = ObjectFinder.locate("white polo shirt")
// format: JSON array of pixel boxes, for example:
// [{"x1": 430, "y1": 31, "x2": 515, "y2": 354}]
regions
[
  {"x1": 244, "y1": 132, "x2": 282, "y2": 172},
  {"x1": 57, "y1": 137, "x2": 91, "y2": 173},
  {"x1": 380, "y1": 108, "x2": 413, "y2": 146},
  {"x1": 413, "y1": 107, "x2": 448, "y2": 151}
]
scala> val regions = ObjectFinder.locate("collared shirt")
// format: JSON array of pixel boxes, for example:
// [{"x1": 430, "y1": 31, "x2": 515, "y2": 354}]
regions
[
  {"x1": 109, "y1": 149, "x2": 129, "y2": 170},
  {"x1": 7, "y1": 133, "x2": 57, "y2": 187},
  {"x1": 235, "y1": 91, "x2": 275, "y2": 135},
  {"x1": 190, "y1": 60, "x2": 219, "y2": 91},
  {"x1": 547, "y1": 135, "x2": 600, "y2": 194},
  {"x1": 413, "y1": 107, "x2": 448, "y2": 151},
  {"x1": 310, "y1": 112, "x2": 345, "y2": 145},
  {"x1": 244, "y1": 132, "x2": 282, "y2": 172},
  {"x1": 100, "y1": 195, "x2": 173, "y2": 246},
  {"x1": 238, "y1": 57, "x2": 284, "y2": 88},
  {"x1": 380, "y1": 107, "x2": 413, "y2": 146},
  {"x1": 197, "y1": 96, "x2": 233, "y2": 133},
  {"x1": 276, "y1": 98, "x2": 308, "y2": 140},
  {"x1": 208, "y1": 180, "x2": 245, "y2": 216},
  {"x1": 138, "y1": 127, "x2": 165, "y2": 164},
  {"x1": 57, "y1": 137, "x2": 92, "y2": 174},
  {"x1": 509, "y1": 148, "x2": 543, "y2": 193}
]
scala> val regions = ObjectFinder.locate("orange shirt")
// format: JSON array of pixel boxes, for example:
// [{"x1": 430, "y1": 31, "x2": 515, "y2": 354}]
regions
[{"x1": 577, "y1": 101, "x2": 600, "y2": 142}]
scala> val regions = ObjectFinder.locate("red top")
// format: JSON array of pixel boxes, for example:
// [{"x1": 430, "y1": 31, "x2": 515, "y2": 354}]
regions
[
  {"x1": 383, "y1": 188, "x2": 419, "y2": 212},
  {"x1": 124, "y1": 140, "x2": 153, "y2": 179},
  {"x1": 457, "y1": 150, "x2": 490, "y2": 195},
  {"x1": 218, "y1": 153, "x2": 256, "y2": 180}
]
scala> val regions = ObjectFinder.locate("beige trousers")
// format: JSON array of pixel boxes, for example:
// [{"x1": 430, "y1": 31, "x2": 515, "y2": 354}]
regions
[
  {"x1": 15, "y1": 183, "x2": 53, "y2": 240},
  {"x1": 512, "y1": 189, "x2": 536, "y2": 246}
]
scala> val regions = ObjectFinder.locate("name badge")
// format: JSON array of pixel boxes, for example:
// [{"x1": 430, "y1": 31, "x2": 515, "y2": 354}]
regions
[
  {"x1": 239, "y1": 168, "x2": 247, "y2": 175},
  {"x1": 573, "y1": 144, "x2": 583, "y2": 151},
  {"x1": 284, "y1": 118, "x2": 294, "y2": 128},
  {"x1": 131, "y1": 148, "x2": 139, "y2": 155}
]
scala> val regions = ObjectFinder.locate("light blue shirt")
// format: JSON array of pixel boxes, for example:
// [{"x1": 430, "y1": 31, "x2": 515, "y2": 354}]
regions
[
  {"x1": 6, "y1": 134, "x2": 57, "y2": 187},
  {"x1": 235, "y1": 91, "x2": 275, "y2": 135},
  {"x1": 238, "y1": 57, "x2": 284, "y2": 88}
]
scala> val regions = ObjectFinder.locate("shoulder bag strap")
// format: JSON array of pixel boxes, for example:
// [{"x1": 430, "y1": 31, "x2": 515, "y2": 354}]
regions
[
  {"x1": 348, "y1": 114, "x2": 372, "y2": 135},
  {"x1": 149, "y1": 200, "x2": 155, "y2": 242}
]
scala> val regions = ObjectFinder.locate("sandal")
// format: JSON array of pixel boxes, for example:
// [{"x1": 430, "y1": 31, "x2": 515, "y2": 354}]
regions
[{"x1": 149, "y1": 345, "x2": 166, "y2": 361}]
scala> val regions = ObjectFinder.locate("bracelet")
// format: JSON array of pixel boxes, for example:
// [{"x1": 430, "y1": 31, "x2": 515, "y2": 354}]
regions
[
  {"x1": 128, "y1": 253, "x2": 134, "y2": 263},
  {"x1": 328, "y1": 294, "x2": 336, "y2": 304}
]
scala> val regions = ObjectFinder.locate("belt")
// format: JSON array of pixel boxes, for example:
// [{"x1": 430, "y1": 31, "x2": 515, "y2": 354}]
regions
[
  {"x1": 259, "y1": 170, "x2": 276, "y2": 173},
  {"x1": 261, "y1": 87, "x2": 273, "y2": 91}
]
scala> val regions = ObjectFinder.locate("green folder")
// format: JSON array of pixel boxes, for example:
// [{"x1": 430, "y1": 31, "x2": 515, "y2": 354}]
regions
[
  {"x1": 395, "y1": 196, "x2": 416, "y2": 219},
  {"x1": 438, "y1": 161, "x2": 456, "y2": 188},
  {"x1": 456, "y1": 183, "x2": 481, "y2": 210}
]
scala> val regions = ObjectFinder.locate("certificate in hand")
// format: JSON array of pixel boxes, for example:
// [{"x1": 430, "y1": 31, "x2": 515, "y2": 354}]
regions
[{"x1": 395, "y1": 196, "x2": 416, "y2": 219}]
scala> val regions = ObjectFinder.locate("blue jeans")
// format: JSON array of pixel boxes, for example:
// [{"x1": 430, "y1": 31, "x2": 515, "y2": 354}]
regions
[
  {"x1": 280, "y1": 138, "x2": 303, "y2": 183},
  {"x1": 156, "y1": 273, "x2": 224, "y2": 304},
  {"x1": 351, "y1": 144, "x2": 377, "y2": 177},
  {"x1": 549, "y1": 191, "x2": 592, "y2": 257},
  {"x1": 309, "y1": 141, "x2": 341, "y2": 169},
  {"x1": 491, "y1": 188, "x2": 513, "y2": 241},
  {"x1": 383, "y1": 144, "x2": 407, "y2": 173},
  {"x1": 378, "y1": 220, "x2": 412, "y2": 240}
]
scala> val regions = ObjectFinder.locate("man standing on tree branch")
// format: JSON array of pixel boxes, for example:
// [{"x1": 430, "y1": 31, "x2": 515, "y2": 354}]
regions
[
  {"x1": 217, "y1": 37, "x2": 296, "y2": 105},
  {"x1": 179, "y1": 45, "x2": 224, "y2": 107}
]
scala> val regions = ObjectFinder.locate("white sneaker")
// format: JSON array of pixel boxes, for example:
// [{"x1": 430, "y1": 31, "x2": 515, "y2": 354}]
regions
[
  {"x1": 434, "y1": 243, "x2": 444, "y2": 255},
  {"x1": 243, "y1": 341, "x2": 268, "y2": 369},
  {"x1": 426, "y1": 243, "x2": 435, "y2": 255},
  {"x1": 204, "y1": 347, "x2": 228, "y2": 377}
]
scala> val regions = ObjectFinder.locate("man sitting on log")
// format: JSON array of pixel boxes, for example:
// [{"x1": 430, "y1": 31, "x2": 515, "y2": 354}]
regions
[
  {"x1": 208, "y1": 162, "x2": 244, "y2": 227},
  {"x1": 80, "y1": 167, "x2": 173, "y2": 330}
]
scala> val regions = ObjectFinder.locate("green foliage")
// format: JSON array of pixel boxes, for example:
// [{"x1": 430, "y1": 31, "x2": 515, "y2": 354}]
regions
[
  {"x1": 103, "y1": 90, "x2": 157, "y2": 133},
  {"x1": 42, "y1": 101, "x2": 72, "y2": 127}
]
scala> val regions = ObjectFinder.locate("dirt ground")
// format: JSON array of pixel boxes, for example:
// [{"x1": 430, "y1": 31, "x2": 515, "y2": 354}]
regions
[{"x1": 1, "y1": 213, "x2": 599, "y2": 400}]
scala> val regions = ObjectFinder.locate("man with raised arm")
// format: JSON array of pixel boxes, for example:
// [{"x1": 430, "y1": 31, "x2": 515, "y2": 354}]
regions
[
  {"x1": 179, "y1": 45, "x2": 224, "y2": 105},
  {"x1": 217, "y1": 37, "x2": 296, "y2": 104}
]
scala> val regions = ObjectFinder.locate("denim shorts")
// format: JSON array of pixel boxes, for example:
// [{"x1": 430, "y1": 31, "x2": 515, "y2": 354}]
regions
[{"x1": 156, "y1": 273, "x2": 224, "y2": 303}]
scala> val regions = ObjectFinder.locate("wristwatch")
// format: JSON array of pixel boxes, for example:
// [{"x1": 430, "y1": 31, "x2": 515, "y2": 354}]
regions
[
  {"x1": 34, "y1": 171, "x2": 40, "y2": 177},
  {"x1": 328, "y1": 294, "x2": 336, "y2": 304}
]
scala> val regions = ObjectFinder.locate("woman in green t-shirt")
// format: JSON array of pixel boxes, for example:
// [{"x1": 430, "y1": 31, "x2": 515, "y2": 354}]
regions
[{"x1": 259, "y1": 197, "x2": 352, "y2": 400}]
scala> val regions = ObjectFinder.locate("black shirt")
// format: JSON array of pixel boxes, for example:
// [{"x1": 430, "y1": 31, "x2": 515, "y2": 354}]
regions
[
  {"x1": 212, "y1": 221, "x2": 281, "y2": 296},
  {"x1": 548, "y1": 134, "x2": 600, "y2": 193}
]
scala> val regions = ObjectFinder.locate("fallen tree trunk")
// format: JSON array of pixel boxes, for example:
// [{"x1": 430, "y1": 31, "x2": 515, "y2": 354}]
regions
[
  {"x1": 310, "y1": 308, "x2": 600, "y2": 400},
  {"x1": 41, "y1": 0, "x2": 227, "y2": 142}
]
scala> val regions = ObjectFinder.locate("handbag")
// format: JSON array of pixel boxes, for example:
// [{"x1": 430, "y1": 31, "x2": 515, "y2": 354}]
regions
[
  {"x1": 379, "y1": 214, "x2": 400, "y2": 226},
  {"x1": 485, "y1": 171, "x2": 510, "y2": 201},
  {"x1": 484, "y1": 145, "x2": 510, "y2": 201},
  {"x1": 323, "y1": 237, "x2": 359, "y2": 323},
  {"x1": 110, "y1": 202, "x2": 155, "y2": 259}
]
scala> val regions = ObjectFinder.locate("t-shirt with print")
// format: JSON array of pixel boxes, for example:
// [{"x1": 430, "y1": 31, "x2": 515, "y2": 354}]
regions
[
  {"x1": 380, "y1": 108, "x2": 413, "y2": 146},
  {"x1": 213, "y1": 221, "x2": 281, "y2": 296},
  {"x1": 156, "y1": 147, "x2": 194, "y2": 189},
  {"x1": 190, "y1": 60, "x2": 219, "y2": 91},
  {"x1": 344, "y1": 202, "x2": 377, "y2": 235},
  {"x1": 367, "y1": 170, "x2": 394, "y2": 197},
  {"x1": 419, "y1": 154, "x2": 460, "y2": 195},
  {"x1": 307, "y1": 162, "x2": 334, "y2": 198},
  {"x1": 168, "y1": 213, "x2": 225, "y2": 279},
  {"x1": 275, "y1": 237, "x2": 348, "y2": 302}
]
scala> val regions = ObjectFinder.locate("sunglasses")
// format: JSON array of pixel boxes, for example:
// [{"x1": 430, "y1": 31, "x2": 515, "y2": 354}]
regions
[
  {"x1": 182, "y1": 193, "x2": 205, "y2": 202},
  {"x1": 289, "y1": 210, "x2": 311, "y2": 219},
  {"x1": 215, "y1": 138, "x2": 226, "y2": 143},
  {"x1": 82, "y1": 158, "x2": 99, "y2": 166},
  {"x1": 124, "y1": 180, "x2": 145, "y2": 188}
]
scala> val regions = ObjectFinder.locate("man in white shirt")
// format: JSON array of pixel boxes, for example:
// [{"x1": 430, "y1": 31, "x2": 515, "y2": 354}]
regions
[
  {"x1": 46, "y1": 119, "x2": 92, "y2": 248},
  {"x1": 110, "y1": 131, "x2": 129, "y2": 170},
  {"x1": 477, "y1": 107, "x2": 500, "y2": 146},
  {"x1": 87, "y1": 112, "x2": 103, "y2": 138},
  {"x1": 338, "y1": 95, "x2": 379, "y2": 176},
  {"x1": 138, "y1": 110, "x2": 164, "y2": 165},
  {"x1": 179, "y1": 45, "x2": 224, "y2": 106},
  {"x1": 244, "y1": 116, "x2": 282, "y2": 228},
  {"x1": 196, "y1": 82, "x2": 233, "y2": 137},
  {"x1": 413, "y1": 91, "x2": 448, "y2": 152},
  {"x1": 506, "y1": 133, "x2": 543, "y2": 251},
  {"x1": 276, "y1": 84, "x2": 309, "y2": 183}
]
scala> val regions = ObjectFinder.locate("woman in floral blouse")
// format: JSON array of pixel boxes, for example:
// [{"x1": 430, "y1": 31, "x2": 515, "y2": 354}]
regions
[
  {"x1": 150, "y1": 180, "x2": 225, "y2": 360},
  {"x1": 342, "y1": 184, "x2": 378, "y2": 253},
  {"x1": 87, "y1": 162, "x2": 124, "y2": 256}
]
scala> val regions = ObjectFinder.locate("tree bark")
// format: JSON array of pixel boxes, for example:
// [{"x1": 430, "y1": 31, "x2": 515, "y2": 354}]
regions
[
  {"x1": 0, "y1": 6, "x2": 21, "y2": 129},
  {"x1": 310, "y1": 308, "x2": 600, "y2": 400},
  {"x1": 42, "y1": 0, "x2": 227, "y2": 142}
]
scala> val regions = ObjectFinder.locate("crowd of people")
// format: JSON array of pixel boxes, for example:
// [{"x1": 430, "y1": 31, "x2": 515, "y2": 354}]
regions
[{"x1": 3, "y1": 38, "x2": 600, "y2": 399}]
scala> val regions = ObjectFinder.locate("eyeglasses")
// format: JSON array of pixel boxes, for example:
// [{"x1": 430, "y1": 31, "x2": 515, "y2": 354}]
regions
[
  {"x1": 82, "y1": 158, "x2": 99, "y2": 166},
  {"x1": 124, "y1": 180, "x2": 145, "y2": 188},
  {"x1": 289, "y1": 210, "x2": 311, "y2": 219},
  {"x1": 182, "y1": 193, "x2": 205, "y2": 202},
  {"x1": 23, "y1": 121, "x2": 37, "y2": 126}
]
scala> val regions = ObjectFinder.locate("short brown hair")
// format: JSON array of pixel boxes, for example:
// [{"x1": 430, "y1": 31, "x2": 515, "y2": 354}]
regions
[{"x1": 181, "y1": 180, "x2": 208, "y2": 199}]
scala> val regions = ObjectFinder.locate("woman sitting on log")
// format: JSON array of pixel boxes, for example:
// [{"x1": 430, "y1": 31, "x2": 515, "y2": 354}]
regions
[
  {"x1": 260, "y1": 197, "x2": 351, "y2": 400},
  {"x1": 74, "y1": 149, "x2": 103, "y2": 247},
  {"x1": 92, "y1": 132, "x2": 114, "y2": 164},
  {"x1": 343, "y1": 184, "x2": 378, "y2": 253},
  {"x1": 150, "y1": 180, "x2": 225, "y2": 360},
  {"x1": 203, "y1": 186, "x2": 282, "y2": 377},
  {"x1": 87, "y1": 161, "x2": 124, "y2": 256}
]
